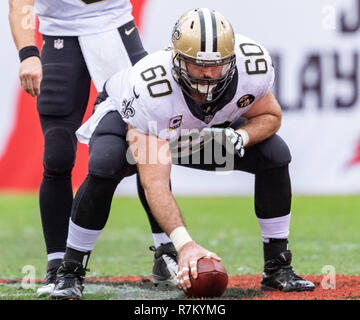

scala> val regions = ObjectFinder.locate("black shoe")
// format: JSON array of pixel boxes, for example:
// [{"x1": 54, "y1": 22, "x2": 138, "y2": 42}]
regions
[
  {"x1": 50, "y1": 261, "x2": 86, "y2": 300},
  {"x1": 36, "y1": 259, "x2": 62, "y2": 297},
  {"x1": 261, "y1": 250, "x2": 315, "y2": 292},
  {"x1": 149, "y1": 243, "x2": 178, "y2": 286}
]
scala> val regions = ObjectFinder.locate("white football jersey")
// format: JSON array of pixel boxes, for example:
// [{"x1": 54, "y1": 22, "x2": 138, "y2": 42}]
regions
[
  {"x1": 77, "y1": 34, "x2": 275, "y2": 154},
  {"x1": 35, "y1": 0, "x2": 133, "y2": 36}
]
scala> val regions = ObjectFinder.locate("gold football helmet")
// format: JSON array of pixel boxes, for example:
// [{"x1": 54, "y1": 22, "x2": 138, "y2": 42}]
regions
[{"x1": 171, "y1": 8, "x2": 236, "y2": 102}]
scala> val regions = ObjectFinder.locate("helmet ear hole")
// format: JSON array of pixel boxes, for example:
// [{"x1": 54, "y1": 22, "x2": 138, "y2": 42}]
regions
[{"x1": 190, "y1": 21, "x2": 194, "y2": 29}]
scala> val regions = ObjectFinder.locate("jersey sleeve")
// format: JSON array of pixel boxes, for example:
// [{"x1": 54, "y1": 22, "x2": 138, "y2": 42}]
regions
[
  {"x1": 258, "y1": 46, "x2": 275, "y2": 99},
  {"x1": 235, "y1": 34, "x2": 276, "y2": 101}
]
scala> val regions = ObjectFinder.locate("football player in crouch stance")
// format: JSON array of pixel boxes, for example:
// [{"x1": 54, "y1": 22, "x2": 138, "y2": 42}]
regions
[
  {"x1": 51, "y1": 8, "x2": 315, "y2": 299},
  {"x1": 9, "y1": 0, "x2": 178, "y2": 296}
]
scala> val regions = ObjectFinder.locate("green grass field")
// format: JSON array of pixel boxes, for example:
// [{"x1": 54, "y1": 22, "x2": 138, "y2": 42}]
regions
[{"x1": 0, "y1": 194, "x2": 360, "y2": 299}]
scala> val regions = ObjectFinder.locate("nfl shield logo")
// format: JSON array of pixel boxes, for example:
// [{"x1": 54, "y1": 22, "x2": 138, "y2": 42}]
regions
[{"x1": 54, "y1": 39, "x2": 64, "y2": 50}]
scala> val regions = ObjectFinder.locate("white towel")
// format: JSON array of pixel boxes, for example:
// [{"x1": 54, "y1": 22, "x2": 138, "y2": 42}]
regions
[
  {"x1": 76, "y1": 99, "x2": 118, "y2": 145},
  {"x1": 78, "y1": 29, "x2": 132, "y2": 91}
]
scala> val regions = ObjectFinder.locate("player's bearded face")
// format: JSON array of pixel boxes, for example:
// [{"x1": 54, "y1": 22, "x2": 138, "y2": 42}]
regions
[
  {"x1": 176, "y1": 57, "x2": 234, "y2": 102},
  {"x1": 172, "y1": 52, "x2": 236, "y2": 103},
  {"x1": 185, "y1": 62, "x2": 224, "y2": 95}
]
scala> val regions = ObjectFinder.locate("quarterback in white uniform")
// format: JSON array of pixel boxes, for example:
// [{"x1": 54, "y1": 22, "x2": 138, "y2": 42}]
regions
[
  {"x1": 9, "y1": 0, "x2": 176, "y2": 298},
  {"x1": 50, "y1": 8, "x2": 315, "y2": 299}
]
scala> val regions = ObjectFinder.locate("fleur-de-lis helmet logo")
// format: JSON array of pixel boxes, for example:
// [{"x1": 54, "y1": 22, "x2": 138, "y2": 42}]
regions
[{"x1": 172, "y1": 17, "x2": 187, "y2": 42}]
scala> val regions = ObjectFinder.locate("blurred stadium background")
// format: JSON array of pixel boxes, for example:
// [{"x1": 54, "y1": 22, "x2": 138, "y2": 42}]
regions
[
  {"x1": 1, "y1": 0, "x2": 360, "y2": 194},
  {"x1": 0, "y1": 0, "x2": 360, "y2": 299}
]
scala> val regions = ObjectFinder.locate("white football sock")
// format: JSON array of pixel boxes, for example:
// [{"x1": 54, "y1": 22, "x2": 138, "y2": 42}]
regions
[
  {"x1": 257, "y1": 213, "x2": 291, "y2": 243},
  {"x1": 153, "y1": 232, "x2": 172, "y2": 248},
  {"x1": 47, "y1": 252, "x2": 65, "y2": 262},
  {"x1": 67, "y1": 219, "x2": 102, "y2": 252}
]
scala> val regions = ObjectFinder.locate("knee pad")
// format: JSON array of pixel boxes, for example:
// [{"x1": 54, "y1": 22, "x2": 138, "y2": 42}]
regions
[
  {"x1": 256, "y1": 134, "x2": 292, "y2": 170},
  {"x1": 89, "y1": 134, "x2": 136, "y2": 181},
  {"x1": 43, "y1": 127, "x2": 76, "y2": 176},
  {"x1": 92, "y1": 111, "x2": 128, "y2": 137}
]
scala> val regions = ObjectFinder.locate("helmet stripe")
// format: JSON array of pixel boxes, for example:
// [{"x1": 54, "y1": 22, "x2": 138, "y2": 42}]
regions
[
  {"x1": 197, "y1": 9, "x2": 206, "y2": 52},
  {"x1": 202, "y1": 8, "x2": 214, "y2": 52},
  {"x1": 210, "y1": 10, "x2": 217, "y2": 52}
]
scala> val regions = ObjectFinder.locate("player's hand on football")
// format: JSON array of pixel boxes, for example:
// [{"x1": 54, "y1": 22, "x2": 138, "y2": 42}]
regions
[
  {"x1": 203, "y1": 127, "x2": 245, "y2": 157},
  {"x1": 177, "y1": 241, "x2": 221, "y2": 292},
  {"x1": 19, "y1": 56, "x2": 43, "y2": 97}
]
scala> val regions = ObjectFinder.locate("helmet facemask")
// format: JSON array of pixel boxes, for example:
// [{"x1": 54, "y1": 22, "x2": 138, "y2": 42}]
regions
[{"x1": 172, "y1": 52, "x2": 236, "y2": 102}]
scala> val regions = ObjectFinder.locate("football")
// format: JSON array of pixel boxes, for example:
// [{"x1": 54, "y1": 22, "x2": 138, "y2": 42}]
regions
[{"x1": 185, "y1": 258, "x2": 228, "y2": 298}]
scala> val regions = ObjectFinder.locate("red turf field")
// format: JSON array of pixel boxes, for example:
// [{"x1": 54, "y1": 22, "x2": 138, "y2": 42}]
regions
[
  {"x1": 1, "y1": 275, "x2": 359, "y2": 300},
  {"x1": 85, "y1": 275, "x2": 360, "y2": 300}
]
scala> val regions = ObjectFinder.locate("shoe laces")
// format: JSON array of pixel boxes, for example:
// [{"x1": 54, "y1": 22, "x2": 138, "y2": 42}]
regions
[
  {"x1": 162, "y1": 252, "x2": 178, "y2": 272},
  {"x1": 149, "y1": 244, "x2": 178, "y2": 261},
  {"x1": 278, "y1": 265, "x2": 303, "y2": 281}
]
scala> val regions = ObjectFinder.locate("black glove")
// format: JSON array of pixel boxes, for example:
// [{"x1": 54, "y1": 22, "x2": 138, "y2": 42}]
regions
[{"x1": 203, "y1": 127, "x2": 245, "y2": 158}]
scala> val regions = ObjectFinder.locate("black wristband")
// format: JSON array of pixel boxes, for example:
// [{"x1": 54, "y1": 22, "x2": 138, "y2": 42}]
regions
[{"x1": 19, "y1": 46, "x2": 40, "y2": 62}]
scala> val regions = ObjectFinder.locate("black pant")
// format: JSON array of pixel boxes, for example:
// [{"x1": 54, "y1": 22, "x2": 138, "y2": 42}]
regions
[
  {"x1": 72, "y1": 111, "x2": 292, "y2": 232},
  {"x1": 37, "y1": 21, "x2": 147, "y2": 255}
]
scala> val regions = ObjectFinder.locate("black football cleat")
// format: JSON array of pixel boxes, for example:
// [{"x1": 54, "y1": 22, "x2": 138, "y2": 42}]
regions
[
  {"x1": 36, "y1": 265, "x2": 59, "y2": 297},
  {"x1": 261, "y1": 250, "x2": 315, "y2": 292},
  {"x1": 50, "y1": 261, "x2": 86, "y2": 300},
  {"x1": 150, "y1": 243, "x2": 178, "y2": 287},
  {"x1": 36, "y1": 259, "x2": 63, "y2": 297}
]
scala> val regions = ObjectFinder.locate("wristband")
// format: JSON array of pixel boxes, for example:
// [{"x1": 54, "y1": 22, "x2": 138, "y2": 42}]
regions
[
  {"x1": 169, "y1": 226, "x2": 193, "y2": 252},
  {"x1": 236, "y1": 129, "x2": 249, "y2": 146},
  {"x1": 19, "y1": 46, "x2": 40, "y2": 63}
]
